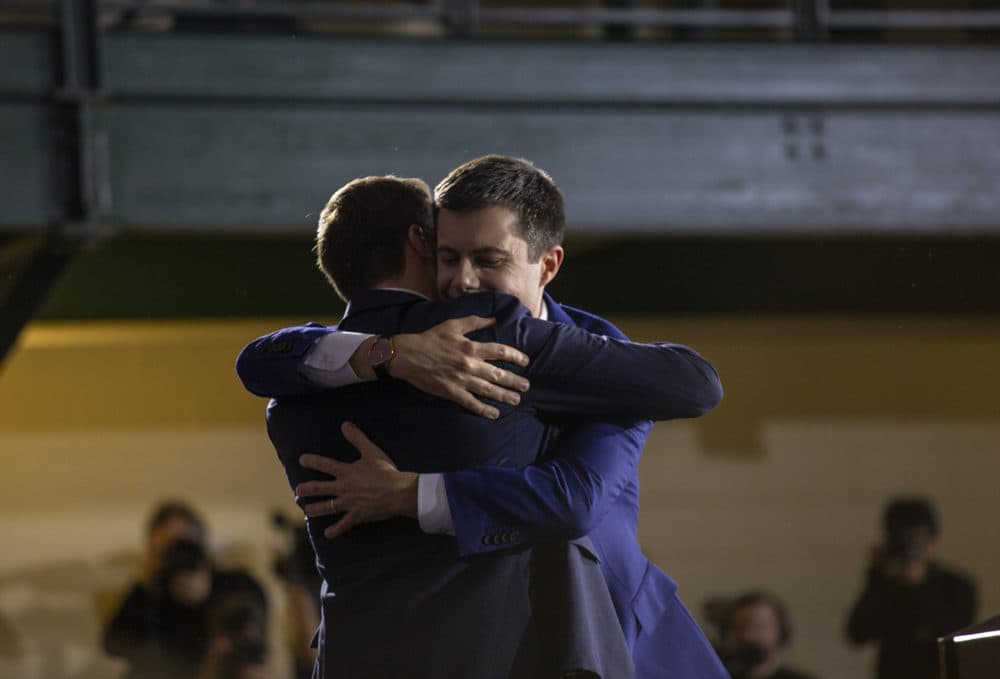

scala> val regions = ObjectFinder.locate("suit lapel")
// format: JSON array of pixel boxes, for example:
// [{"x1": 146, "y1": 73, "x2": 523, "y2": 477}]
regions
[{"x1": 542, "y1": 292, "x2": 576, "y2": 327}]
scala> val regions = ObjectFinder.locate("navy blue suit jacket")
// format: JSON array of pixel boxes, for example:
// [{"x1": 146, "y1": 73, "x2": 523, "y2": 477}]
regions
[{"x1": 238, "y1": 289, "x2": 720, "y2": 586}]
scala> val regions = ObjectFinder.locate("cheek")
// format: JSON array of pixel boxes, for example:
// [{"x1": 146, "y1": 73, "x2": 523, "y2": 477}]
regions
[
  {"x1": 478, "y1": 269, "x2": 515, "y2": 293},
  {"x1": 436, "y1": 264, "x2": 456, "y2": 288},
  {"x1": 757, "y1": 622, "x2": 781, "y2": 647}
]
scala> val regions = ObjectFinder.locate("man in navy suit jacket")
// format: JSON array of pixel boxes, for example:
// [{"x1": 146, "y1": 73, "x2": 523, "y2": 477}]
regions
[{"x1": 238, "y1": 158, "x2": 729, "y2": 679}]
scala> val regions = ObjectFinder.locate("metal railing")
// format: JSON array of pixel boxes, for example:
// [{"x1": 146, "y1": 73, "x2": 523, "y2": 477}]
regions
[{"x1": 3, "y1": 0, "x2": 1000, "y2": 39}]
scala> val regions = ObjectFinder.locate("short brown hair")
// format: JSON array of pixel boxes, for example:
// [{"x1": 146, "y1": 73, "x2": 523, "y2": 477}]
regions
[
  {"x1": 316, "y1": 176, "x2": 433, "y2": 301},
  {"x1": 434, "y1": 155, "x2": 565, "y2": 261},
  {"x1": 148, "y1": 500, "x2": 206, "y2": 542}
]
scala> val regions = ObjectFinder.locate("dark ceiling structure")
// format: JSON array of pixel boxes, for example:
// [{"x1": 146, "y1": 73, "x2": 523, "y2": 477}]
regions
[{"x1": 2, "y1": 0, "x2": 1000, "y2": 365}]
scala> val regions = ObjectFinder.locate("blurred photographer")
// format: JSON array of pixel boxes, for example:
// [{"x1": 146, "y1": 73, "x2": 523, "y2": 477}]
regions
[
  {"x1": 716, "y1": 591, "x2": 816, "y2": 679},
  {"x1": 105, "y1": 538, "x2": 267, "y2": 679},
  {"x1": 846, "y1": 497, "x2": 977, "y2": 679}
]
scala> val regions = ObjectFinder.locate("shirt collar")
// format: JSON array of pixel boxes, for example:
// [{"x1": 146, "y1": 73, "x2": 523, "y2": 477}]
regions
[{"x1": 378, "y1": 287, "x2": 429, "y2": 300}]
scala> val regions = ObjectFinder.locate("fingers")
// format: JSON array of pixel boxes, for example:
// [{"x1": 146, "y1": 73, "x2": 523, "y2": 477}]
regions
[
  {"x1": 445, "y1": 385, "x2": 500, "y2": 420},
  {"x1": 455, "y1": 356, "x2": 529, "y2": 398},
  {"x1": 302, "y1": 499, "x2": 360, "y2": 539},
  {"x1": 324, "y1": 513, "x2": 360, "y2": 540},
  {"x1": 472, "y1": 341, "x2": 530, "y2": 370},
  {"x1": 299, "y1": 453, "x2": 345, "y2": 477},
  {"x1": 479, "y1": 359, "x2": 530, "y2": 393},
  {"x1": 464, "y1": 376, "x2": 521, "y2": 407},
  {"x1": 302, "y1": 497, "x2": 341, "y2": 518},
  {"x1": 295, "y1": 480, "x2": 340, "y2": 499}
]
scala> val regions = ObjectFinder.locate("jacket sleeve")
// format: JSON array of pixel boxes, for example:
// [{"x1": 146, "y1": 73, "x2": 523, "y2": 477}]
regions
[
  {"x1": 491, "y1": 296, "x2": 723, "y2": 421},
  {"x1": 102, "y1": 585, "x2": 155, "y2": 662},
  {"x1": 235, "y1": 322, "x2": 334, "y2": 397},
  {"x1": 445, "y1": 418, "x2": 650, "y2": 556},
  {"x1": 445, "y1": 309, "x2": 653, "y2": 556},
  {"x1": 846, "y1": 567, "x2": 908, "y2": 644}
]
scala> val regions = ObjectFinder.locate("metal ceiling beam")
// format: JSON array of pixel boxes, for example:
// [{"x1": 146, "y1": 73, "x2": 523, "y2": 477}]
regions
[
  {"x1": 2, "y1": 33, "x2": 999, "y2": 236},
  {"x1": 0, "y1": 0, "x2": 106, "y2": 366}
]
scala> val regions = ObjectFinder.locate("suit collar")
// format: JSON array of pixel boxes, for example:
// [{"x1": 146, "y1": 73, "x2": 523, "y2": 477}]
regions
[
  {"x1": 343, "y1": 289, "x2": 426, "y2": 319},
  {"x1": 345, "y1": 289, "x2": 569, "y2": 324},
  {"x1": 542, "y1": 291, "x2": 573, "y2": 325}
]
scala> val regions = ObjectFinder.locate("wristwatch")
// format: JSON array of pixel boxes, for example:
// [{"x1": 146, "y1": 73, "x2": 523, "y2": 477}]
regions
[{"x1": 369, "y1": 335, "x2": 395, "y2": 380}]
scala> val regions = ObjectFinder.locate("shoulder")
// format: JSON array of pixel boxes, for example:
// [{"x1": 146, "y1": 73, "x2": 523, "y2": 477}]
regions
[
  {"x1": 119, "y1": 581, "x2": 152, "y2": 607},
  {"x1": 402, "y1": 292, "x2": 530, "y2": 328},
  {"x1": 934, "y1": 564, "x2": 976, "y2": 594},
  {"x1": 558, "y1": 303, "x2": 628, "y2": 340}
]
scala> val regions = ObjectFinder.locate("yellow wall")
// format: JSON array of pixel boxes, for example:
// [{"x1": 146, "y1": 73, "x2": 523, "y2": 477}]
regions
[{"x1": 1, "y1": 316, "x2": 999, "y2": 678}]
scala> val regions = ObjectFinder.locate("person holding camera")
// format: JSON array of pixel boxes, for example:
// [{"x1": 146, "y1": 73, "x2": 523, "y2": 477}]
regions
[
  {"x1": 716, "y1": 591, "x2": 817, "y2": 679},
  {"x1": 104, "y1": 525, "x2": 267, "y2": 679},
  {"x1": 846, "y1": 497, "x2": 977, "y2": 679}
]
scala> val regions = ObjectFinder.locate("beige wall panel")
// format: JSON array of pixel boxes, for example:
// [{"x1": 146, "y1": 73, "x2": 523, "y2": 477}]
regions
[{"x1": 0, "y1": 316, "x2": 997, "y2": 678}]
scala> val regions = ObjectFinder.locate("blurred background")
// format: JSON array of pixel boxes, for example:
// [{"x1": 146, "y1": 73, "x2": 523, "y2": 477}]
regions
[{"x1": 1, "y1": 1, "x2": 999, "y2": 678}]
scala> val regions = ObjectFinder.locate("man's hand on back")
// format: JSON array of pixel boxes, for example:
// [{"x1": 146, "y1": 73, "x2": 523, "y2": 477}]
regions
[
  {"x1": 296, "y1": 422, "x2": 418, "y2": 540},
  {"x1": 356, "y1": 316, "x2": 531, "y2": 420}
]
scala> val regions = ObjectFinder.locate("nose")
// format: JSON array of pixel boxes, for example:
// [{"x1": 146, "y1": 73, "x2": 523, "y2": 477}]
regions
[{"x1": 456, "y1": 258, "x2": 479, "y2": 294}]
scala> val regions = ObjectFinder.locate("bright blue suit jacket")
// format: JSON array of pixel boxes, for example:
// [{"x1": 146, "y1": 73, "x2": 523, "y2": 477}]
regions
[{"x1": 443, "y1": 293, "x2": 730, "y2": 678}]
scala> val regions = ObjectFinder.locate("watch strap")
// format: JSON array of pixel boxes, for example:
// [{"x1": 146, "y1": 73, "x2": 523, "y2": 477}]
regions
[{"x1": 370, "y1": 335, "x2": 395, "y2": 380}]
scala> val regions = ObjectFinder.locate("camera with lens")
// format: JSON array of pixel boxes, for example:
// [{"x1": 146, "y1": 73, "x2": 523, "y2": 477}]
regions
[
  {"x1": 206, "y1": 592, "x2": 270, "y2": 679},
  {"x1": 883, "y1": 498, "x2": 937, "y2": 565},
  {"x1": 887, "y1": 526, "x2": 924, "y2": 562}
]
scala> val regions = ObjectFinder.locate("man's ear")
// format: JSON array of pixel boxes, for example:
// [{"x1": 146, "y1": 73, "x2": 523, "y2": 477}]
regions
[
  {"x1": 538, "y1": 245, "x2": 564, "y2": 288},
  {"x1": 408, "y1": 224, "x2": 434, "y2": 260}
]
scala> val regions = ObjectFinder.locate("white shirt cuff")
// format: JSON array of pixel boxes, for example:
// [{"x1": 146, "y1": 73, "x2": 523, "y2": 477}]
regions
[
  {"x1": 301, "y1": 331, "x2": 372, "y2": 387},
  {"x1": 417, "y1": 473, "x2": 455, "y2": 535}
]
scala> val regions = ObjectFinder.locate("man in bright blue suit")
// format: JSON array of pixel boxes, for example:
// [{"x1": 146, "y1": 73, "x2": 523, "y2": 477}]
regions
[{"x1": 238, "y1": 156, "x2": 729, "y2": 679}]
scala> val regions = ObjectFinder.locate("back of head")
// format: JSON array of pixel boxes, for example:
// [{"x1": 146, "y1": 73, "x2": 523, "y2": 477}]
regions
[
  {"x1": 884, "y1": 496, "x2": 939, "y2": 536},
  {"x1": 434, "y1": 155, "x2": 565, "y2": 261},
  {"x1": 316, "y1": 176, "x2": 434, "y2": 301},
  {"x1": 725, "y1": 590, "x2": 792, "y2": 647},
  {"x1": 148, "y1": 500, "x2": 207, "y2": 544}
]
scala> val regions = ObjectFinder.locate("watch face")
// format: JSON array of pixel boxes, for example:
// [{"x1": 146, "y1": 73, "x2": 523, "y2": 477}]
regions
[{"x1": 370, "y1": 339, "x2": 392, "y2": 365}]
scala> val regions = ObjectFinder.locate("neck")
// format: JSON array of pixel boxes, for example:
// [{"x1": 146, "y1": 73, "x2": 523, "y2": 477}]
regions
[
  {"x1": 373, "y1": 273, "x2": 435, "y2": 299},
  {"x1": 749, "y1": 654, "x2": 781, "y2": 679},
  {"x1": 530, "y1": 290, "x2": 547, "y2": 318}
]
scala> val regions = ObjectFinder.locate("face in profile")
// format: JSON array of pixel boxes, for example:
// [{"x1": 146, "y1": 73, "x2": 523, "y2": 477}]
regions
[{"x1": 435, "y1": 205, "x2": 559, "y2": 317}]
